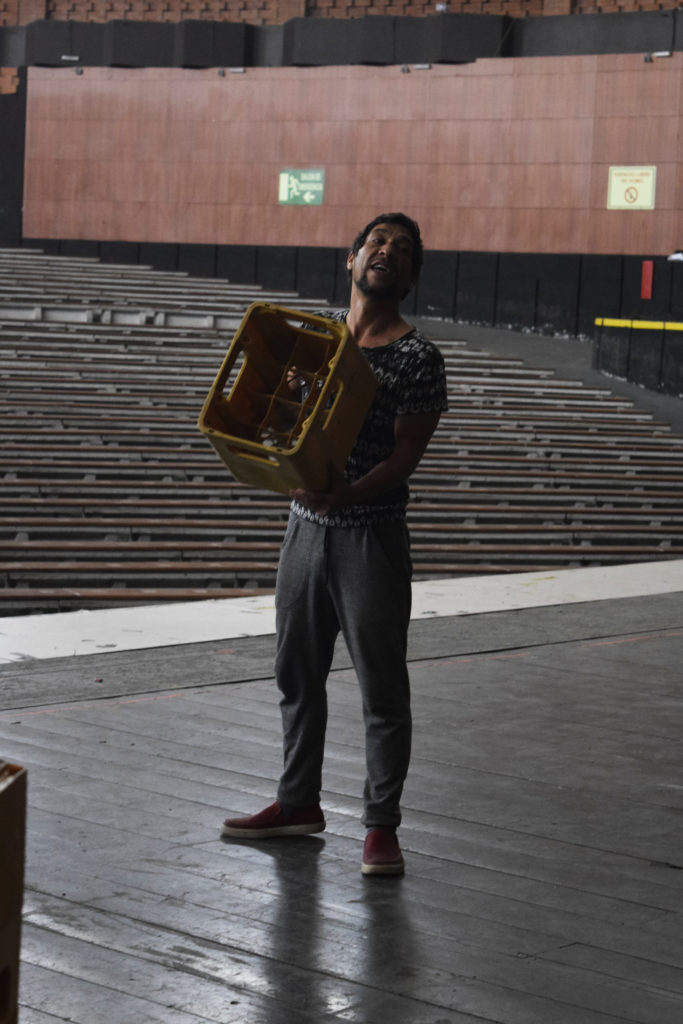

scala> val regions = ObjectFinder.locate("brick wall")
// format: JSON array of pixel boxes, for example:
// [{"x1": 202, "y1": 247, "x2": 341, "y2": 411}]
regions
[
  {"x1": 306, "y1": 0, "x2": 547, "y2": 16},
  {"x1": 0, "y1": 0, "x2": 673, "y2": 28},
  {"x1": 6, "y1": 0, "x2": 47, "y2": 25},
  {"x1": 0, "y1": 65, "x2": 19, "y2": 90},
  {"x1": 43, "y1": 0, "x2": 305, "y2": 23}
]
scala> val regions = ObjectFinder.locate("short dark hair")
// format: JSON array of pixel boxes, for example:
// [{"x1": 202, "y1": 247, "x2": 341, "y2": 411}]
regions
[{"x1": 349, "y1": 212, "x2": 424, "y2": 283}]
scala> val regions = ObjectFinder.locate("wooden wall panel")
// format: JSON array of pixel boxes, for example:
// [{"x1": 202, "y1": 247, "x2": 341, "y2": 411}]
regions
[
  {"x1": 595, "y1": 62, "x2": 682, "y2": 119},
  {"x1": 595, "y1": 116, "x2": 679, "y2": 165},
  {"x1": 512, "y1": 67, "x2": 598, "y2": 120},
  {"x1": 508, "y1": 119, "x2": 593, "y2": 165},
  {"x1": 22, "y1": 54, "x2": 683, "y2": 256}
]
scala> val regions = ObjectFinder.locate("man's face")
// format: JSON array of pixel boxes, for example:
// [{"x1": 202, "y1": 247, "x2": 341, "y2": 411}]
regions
[{"x1": 347, "y1": 222, "x2": 416, "y2": 300}]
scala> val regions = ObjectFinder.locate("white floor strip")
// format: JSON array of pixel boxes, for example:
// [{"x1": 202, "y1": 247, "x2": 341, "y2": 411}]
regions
[{"x1": 1, "y1": 559, "x2": 682, "y2": 664}]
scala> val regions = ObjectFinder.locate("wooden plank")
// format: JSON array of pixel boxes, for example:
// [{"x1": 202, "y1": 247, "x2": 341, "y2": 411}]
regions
[
  {"x1": 20, "y1": 913, "x2": 494, "y2": 1024},
  {"x1": 12, "y1": 1007, "x2": 64, "y2": 1024},
  {"x1": 1, "y1": 614, "x2": 683, "y2": 1022}
]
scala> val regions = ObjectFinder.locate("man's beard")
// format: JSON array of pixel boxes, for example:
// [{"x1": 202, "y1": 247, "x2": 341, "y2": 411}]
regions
[{"x1": 356, "y1": 270, "x2": 402, "y2": 299}]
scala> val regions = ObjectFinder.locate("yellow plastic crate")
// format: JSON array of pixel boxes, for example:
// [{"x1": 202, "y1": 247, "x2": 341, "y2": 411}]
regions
[{"x1": 198, "y1": 303, "x2": 377, "y2": 494}]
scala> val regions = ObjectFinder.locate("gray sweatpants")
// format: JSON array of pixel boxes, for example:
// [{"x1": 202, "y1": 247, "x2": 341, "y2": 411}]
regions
[{"x1": 274, "y1": 512, "x2": 413, "y2": 828}]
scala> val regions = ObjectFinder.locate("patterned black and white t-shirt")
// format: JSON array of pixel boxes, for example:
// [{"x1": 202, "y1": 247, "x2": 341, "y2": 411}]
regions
[{"x1": 291, "y1": 310, "x2": 448, "y2": 528}]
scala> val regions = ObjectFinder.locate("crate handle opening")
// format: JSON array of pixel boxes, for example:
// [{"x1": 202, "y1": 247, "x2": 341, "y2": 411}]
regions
[
  {"x1": 226, "y1": 446, "x2": 282, "y2": 468},
  {"x1": 321, "y1": 381, "x2": 345, "y2": 429}
]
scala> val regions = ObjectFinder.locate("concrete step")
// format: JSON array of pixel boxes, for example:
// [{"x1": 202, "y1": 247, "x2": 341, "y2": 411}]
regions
[{"x1": 2, "y1": 250, "x2": 682, "y2": 614}]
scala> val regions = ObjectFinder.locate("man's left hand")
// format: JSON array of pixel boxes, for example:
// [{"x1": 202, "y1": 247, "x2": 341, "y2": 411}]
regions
[{"x1": 289, "y1": 464, "x2": 351, "y2": 516}]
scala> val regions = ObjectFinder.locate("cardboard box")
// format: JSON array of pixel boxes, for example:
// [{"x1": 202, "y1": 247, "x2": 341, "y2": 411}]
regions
[{"x1": 0, "y1": 763, "x2": 26, "y2": 1024}]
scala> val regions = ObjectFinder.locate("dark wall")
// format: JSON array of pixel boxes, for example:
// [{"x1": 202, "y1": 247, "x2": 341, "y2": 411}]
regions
[
  {"x1": 0, "y1": 69, "x2": 26, "y2": 245},
  {"x1": 509, "y1": 9, "x2": 681, "y2": 58},
  {"x1": 595, "y1": 320, "x2": 683, "y2": 396},
  {"x1": 18, "y1": 234, "x2": 683, "y2": 393},
  {"x1": 19, "y1": 235, "x2": 676, "y2": 325},
  {"x1": 2, "y1": 11, "x2": 683, "y2": 70}
]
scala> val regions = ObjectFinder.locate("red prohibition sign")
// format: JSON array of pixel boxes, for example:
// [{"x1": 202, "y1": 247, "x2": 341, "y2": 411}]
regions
[{"x1": 625, "y1": 186, "x2": 639, "y2": 204}]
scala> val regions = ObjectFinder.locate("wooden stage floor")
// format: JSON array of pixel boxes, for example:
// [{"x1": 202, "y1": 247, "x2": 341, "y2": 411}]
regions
[{"x1": 2, "y1": 581, "x2": 683, "y2": 1024}]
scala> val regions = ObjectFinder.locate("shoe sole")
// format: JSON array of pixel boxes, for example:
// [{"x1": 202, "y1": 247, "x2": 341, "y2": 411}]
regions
[
  {"x1": 361, "y1": 859, "x2": 405, "y2": 876},
  {"x1": 221, "y1": 820, "x2": 325, "y2": 839}
]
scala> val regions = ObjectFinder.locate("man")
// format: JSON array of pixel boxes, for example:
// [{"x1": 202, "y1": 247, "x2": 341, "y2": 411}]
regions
[{"x1": 221, "y1": 213, "x2": 448, "y2": 876}]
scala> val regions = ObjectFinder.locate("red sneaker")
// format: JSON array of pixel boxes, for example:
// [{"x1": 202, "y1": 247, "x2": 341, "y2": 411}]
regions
[
  {"x1": 221, "y1": 801, "x2": 325, "y2": 838},
  {"x1": 361, "y1": 827, "x2": 405, "y2": 876}
]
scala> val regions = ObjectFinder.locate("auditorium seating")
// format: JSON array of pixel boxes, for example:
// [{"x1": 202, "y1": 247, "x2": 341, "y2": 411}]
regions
[{"x1": 1, "y1": 248, "x2": 682, "y2": 614}]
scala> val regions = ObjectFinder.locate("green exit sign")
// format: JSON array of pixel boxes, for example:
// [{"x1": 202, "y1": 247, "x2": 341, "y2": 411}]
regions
[{"x1": 278, "y1": 169, "x2": 325, "y2": 205}]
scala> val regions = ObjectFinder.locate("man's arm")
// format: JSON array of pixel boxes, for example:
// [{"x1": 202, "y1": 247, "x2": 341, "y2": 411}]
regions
[{"x1": 289, "y1": 409, "x2": 441, "y2": 517}]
